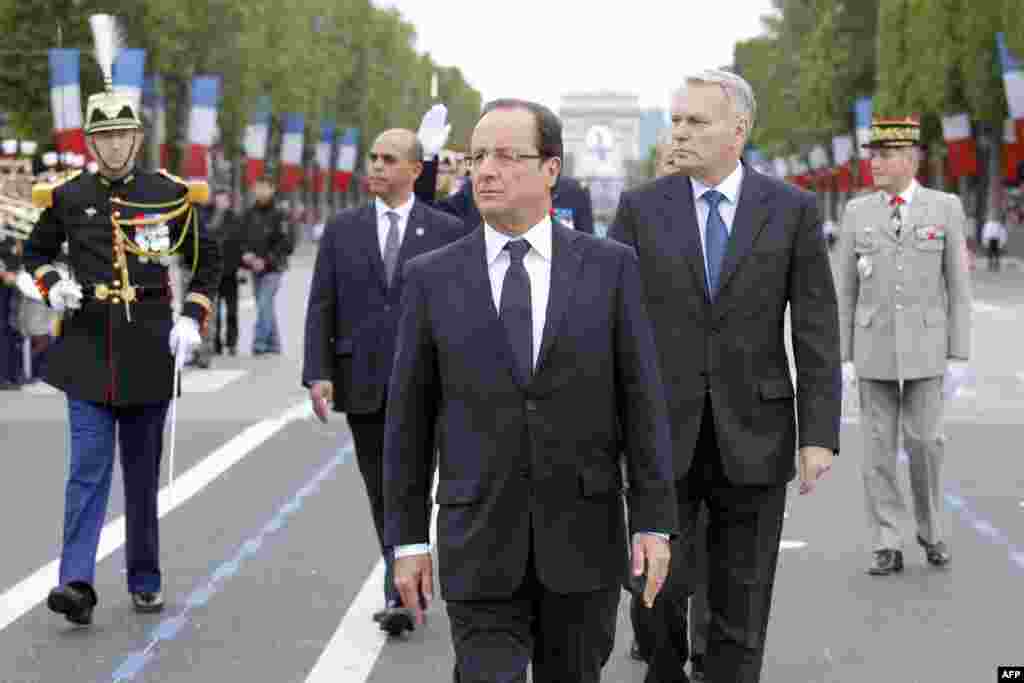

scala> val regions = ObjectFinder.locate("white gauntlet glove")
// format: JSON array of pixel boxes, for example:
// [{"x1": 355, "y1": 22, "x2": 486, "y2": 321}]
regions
[
  {"x1": 48, "y1": 278, "x2": 83, "y2": 312},
  {"x1": 841, "y1": 361, "x2": 857, "y2": 388},
  {"x1": 169, "y1": 316, "x2": 202, "y2": 366},
  {"x1": 417, "y1": 104, "x2": 451, "y2": 160},
  {"x1": 943, "y1": 360, "x2": 970, "y2": 400}
]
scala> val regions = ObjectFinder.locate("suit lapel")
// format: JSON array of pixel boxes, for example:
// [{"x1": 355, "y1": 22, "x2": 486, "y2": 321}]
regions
[
  {"x1": 397, "y1": 201, "x2": 427, "y2": 268},
  {"x1": 715, "y1": 167, "x2": 770, "y2": 302},
  {"x1": 535, "y1": 222, "x2": 582, "y2": 376},
  {"x1": 663, "y1": 175, "x2": 710, "y2": 301},
  {"x1": 464, "y1": 229, "x2": 527, "y2": 390},
  {"x1": 361, "y1": 203, "x2": 388, "y2": 291}
]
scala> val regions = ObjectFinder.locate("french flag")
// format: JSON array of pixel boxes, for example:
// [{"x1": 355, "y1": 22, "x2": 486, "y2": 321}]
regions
[
  {"x1": 808, "y1": 144, "x2": 831, "y2": 192},
  {"x1": 333, "y1": 127, "x2": 359, "y2": 193},
  {"x1": 312, "y1": 120, "x2": 335, "y2": 194},
  {"x1": 832, "y1": 134, "x2": 854, "y2": 192},
  {"x1": 997, "y1": 33, "x2": 1024, "y2": 144},
  {"x1": 184, "y1": 75, "x2": 220, "y2": 180},
  {"x1": 48, "y1": 49, "x2": 86, "y2": 156},
  {"x1": 1004, "y1": 119, "x2": 1023, "y2": 183},
  {"x1": 854, "y1": 97, "x2": 873, "y2": 188},
  {"x1": 112, "y1": 48, "x2": 145, "y2": 116},
  {"x1": 243, "y1": 95, "x2": 272, "y2": 186},
  {"x1": 772, "y1": 158, "x2": 788, "y2": 179},
  {"x1": 941, "y1": 113, "x2": 978, "y2": 178},
  {"x1": 143, "y1": 74, "x2": 169, "y2": 168},
  {"x1": 279, "y1": 113, "x2": 305, "y2": 193}
]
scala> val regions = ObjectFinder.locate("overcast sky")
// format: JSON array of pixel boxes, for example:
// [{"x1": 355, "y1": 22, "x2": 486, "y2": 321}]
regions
[{"x1": 377, "y1": 1, "x2": 779, "y2": 114}]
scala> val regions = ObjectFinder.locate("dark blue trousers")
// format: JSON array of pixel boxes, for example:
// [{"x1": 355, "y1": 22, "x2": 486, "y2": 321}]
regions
[
  {"x1": 0, "y1": 287, "x2": 21, "y2": 383},
  {"x1": 60, "y1": 398, "x2": 170, "y2": 593}
]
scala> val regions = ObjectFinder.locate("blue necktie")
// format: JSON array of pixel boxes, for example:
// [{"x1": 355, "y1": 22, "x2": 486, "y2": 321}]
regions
[
  {"x1": 703, "y1": 190, "x2": 729, "y2": 298},
  {"x1": 500, "y1": 240, "x2": 533, "y2": 381}
]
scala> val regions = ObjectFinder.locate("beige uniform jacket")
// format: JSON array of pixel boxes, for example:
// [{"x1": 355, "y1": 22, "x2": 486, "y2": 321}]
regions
[{"x1": 837, "y1": 186, "x2": 971, "y2": 380}]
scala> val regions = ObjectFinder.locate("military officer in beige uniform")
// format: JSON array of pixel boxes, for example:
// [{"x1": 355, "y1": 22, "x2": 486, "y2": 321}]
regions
[{"x1": 837, "y1": 116, "x2": 971, "y2": 575}]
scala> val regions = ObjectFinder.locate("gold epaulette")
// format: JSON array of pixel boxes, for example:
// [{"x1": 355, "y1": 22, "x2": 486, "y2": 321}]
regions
[
  {"x1": 31, "y1": 170, "x2": 83, "y2": 209},
  {"x1": 158, "y1": 168, "x2": 209, "y2": 205}
]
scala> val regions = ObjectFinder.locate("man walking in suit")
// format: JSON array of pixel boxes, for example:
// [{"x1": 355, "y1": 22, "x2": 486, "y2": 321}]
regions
[
  {"x1": 837, "y1": 116, "x2": 970, "y2": 575},
  {"x1": 609, "y1": 69, "x2": 841, "y2": 682},
  {"x1": 383, "y1": 99, "x2": 678, "y2": 682},
  {"x1": 302, "y1": 128, "x2": 468, "y2": 636}
]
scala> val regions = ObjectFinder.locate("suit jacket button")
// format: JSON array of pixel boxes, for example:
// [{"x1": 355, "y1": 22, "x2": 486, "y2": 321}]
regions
[
  {"x1": 525, "y1": 400, "x2": 537, "y2": 412},
  {"x1": 520, "y1": 466, "x2": 531, "y2": 479},
  {"x1": 384, "y1": 304, "x2": 392, "y2": 312}
]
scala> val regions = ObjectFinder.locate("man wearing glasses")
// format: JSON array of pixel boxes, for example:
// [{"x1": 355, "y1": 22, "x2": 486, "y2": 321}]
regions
[
  {"x1": 837, "y1": 116, "x2": 970, "y2": 576},
  {"x1": 383, "y1": 98, "x2": 677, "y2": 682}
]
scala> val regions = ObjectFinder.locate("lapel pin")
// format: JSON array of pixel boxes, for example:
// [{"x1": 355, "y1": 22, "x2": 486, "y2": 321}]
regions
[{"x1": 415, "y1": 227, "x2": 425, "y2": 237}]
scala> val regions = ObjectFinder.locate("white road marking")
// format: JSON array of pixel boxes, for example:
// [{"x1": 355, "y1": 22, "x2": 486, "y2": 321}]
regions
[
  {"x1": 973, "y1": 301, "x2": 1003, "y2": 315},
  {"x1": 0, "y1": 400, "x2": 311, "y2": 634},
  {"x1": 780, "y1": 540, "x2": 808, "y2": 550},
  {"x1": 181, "y1": 369, "x2": 248, "y2": 393},
  {"x1": 305, "y1": 474, "x2": 440, "y2": 683}
]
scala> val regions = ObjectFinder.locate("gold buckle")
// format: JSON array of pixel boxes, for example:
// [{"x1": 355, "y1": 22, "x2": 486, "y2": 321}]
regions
[{"x1": 92, "y1": 283, "x2": 137, "y2": 303}]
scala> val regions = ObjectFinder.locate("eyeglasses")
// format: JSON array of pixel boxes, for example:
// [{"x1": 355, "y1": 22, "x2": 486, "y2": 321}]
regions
[{"x1": 467, "y1": 148, "x2": 544, "y2": 169}]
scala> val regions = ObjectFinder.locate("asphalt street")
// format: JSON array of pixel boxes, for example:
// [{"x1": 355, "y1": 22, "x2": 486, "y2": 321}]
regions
[{"x1": 1, "y1": 238, "x2": 1020, "y2": 682}]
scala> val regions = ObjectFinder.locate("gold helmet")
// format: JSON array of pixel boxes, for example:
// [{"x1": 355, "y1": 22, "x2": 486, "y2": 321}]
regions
[
  {"x1": 85, "y1": 90, "x2": 142, "y2": 135},
  {"x1": 83, "y1": 14, "x2": 142, "y2": 135}
]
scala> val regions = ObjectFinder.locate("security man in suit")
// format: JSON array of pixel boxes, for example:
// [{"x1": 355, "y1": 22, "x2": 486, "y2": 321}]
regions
[
  {"x1": 837, "y1": 116, "x2": 971, "y2": 575},
  {"x1": 24, "y1": 57, "x2": 220, "y2": 625},
  {"x1": 302, "y1": 128, "x2": 469, "y2": 636},
  {"x1": 414, "y1": 105, "x2": 596, "y2": 235}
]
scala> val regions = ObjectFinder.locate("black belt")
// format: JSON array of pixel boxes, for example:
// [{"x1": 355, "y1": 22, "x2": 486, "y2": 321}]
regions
[{"x1": 81, "y1": 283, "x2": 172, "y2": 303}]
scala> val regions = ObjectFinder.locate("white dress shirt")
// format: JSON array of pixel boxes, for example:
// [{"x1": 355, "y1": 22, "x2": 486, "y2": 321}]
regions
[
  {"x1": 375, "y1": 194, "x2": 415, "y2": 257},
  {"x1": 691, "y1": 162, "x2": 744, "y2": 286},
  {"x1": 484, "y1": 216, "x2": 552, "y2": 370},
  {"x1": 883, "y1": 178, "x2": 918, "y2": 226}
]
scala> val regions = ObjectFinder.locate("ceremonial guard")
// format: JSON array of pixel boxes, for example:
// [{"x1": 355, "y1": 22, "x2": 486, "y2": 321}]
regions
[
  {"x1": 23, "y1": 15, "x2": 221, "y2": 625},
  {"x1": 837, "y1": 116, "x2": 971, "y2": 575}
]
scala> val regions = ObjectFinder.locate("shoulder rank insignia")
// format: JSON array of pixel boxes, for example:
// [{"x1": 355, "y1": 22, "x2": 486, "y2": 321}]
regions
[
  {"x1": 31, "y1": 169, "x2": 83, "y2": 209},
  {"x1": 158, "y1": 168, "x2": 209, "y2": 205}
]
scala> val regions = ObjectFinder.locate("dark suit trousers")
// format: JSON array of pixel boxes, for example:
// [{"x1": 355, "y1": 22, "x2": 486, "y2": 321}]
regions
[
  {"x1": 641, "y1": 396, "x2": 787, "y2": 683},
  {"x1": 447, "y1": 522, "x2": 620, "y2": 683},
  {"x1": 214, "y1": 275, "x2": 239, "y2": 351}
]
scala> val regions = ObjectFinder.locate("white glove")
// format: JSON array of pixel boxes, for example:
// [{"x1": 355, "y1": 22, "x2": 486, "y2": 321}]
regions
[
  {"x1": 169, "y1": 316, "x2": 202, "y2": 365},
  {"x1": 15, "y1": 271, "x2": 43, "y2": 302},
  {"x1": 417, "y1": 104, "x2": 451, "y2": 159},
  {"x1": 48, "y1": 278, "x2": 83, "y2": 312},
  {"x1": 943, "y1": 360, "x2": 970, "y2": 400},
  {"x1": 842, "y1": 361, "x2": 857, "y2": 387}
]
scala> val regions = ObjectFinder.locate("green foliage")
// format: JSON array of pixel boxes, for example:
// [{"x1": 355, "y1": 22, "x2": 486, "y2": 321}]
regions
[{"x1": 0, "y1": 0, "x2": 481, "y2": 174}]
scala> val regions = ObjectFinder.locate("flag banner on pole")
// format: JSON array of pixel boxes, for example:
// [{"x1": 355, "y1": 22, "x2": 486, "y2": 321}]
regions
[
  {"x1": 808, "y1": 145, "x2": 831, "y2": 191},
  {"x1": 184, "y1": 75, "x2": 220, "y2": 180},
  {"x1": 832, "y1": 135, "x2": 854, "y2": 192},
  {"x1": 112, "y1": 48, "x2": 145, "y2": 114},
  {"x1": 279, "y1": 113, "x2": 305, "y2": 193},
  {"x1": 313, "y1": 120, "x2": 335, "y2": 194},
  {"x1": 854, "y1": 97, "x2": 873, "y2": 187},
  {"x1": 941, "y1": 113, "x2": 978, "y2": 178},
  {"x1": 243, "y1": 95, "x2": 272, "y2": 186},
  {"x1": 1004, "y1": 119, "x2": 1024, "y2": 183},
  {"x1": 333, "y1": 127, "x2": 360, "y2": 193},
  {"x1": 48, "y1": 49, "x2": 86, "y2": 155},
  {"x1": 143, "y1": 74, "x2": 169, "y2": 168},
  {"x1": 997, "y1": 33, "x2": 1024, "y2": 122}
]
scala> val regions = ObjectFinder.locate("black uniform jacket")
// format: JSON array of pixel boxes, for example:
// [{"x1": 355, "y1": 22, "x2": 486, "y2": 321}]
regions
[{"x1": 23, "y1": 169, "x2": 221, "y2": 406}]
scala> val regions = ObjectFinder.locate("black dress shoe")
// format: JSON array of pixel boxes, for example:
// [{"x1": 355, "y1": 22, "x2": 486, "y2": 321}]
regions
[
  {"x1": 628, "y1": 639, "x2": 649, "y2": 663},
  {"x1": 47, "y1": 582, "x2": 97, "y2": 625},
  {"x1": 690, "y1": 652, "x2": 706, "y2": 681},
  {"x1": 867, "y1": 549, "x2": 904, "y2": 575},
  {"x1": 131, "y1": 591, "x2": 165, "y2": 613},
  {"x1": 373, "y1": 606, "x2": 415, "y2": 636},
  {"x1": 917, "y1": 535, "x2": 951, "y2": 567}
]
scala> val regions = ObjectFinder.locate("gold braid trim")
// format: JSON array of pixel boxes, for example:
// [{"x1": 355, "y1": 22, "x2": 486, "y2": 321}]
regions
[
  {"x1": 184, "y1": 292, "x2": 213, "y2": 314},
  {"x1": 110, "y1": 199, "x2": 201, "y2": 274},
  {"x1": 33, "y1": 264, "x2": 58, "y2": 280}
]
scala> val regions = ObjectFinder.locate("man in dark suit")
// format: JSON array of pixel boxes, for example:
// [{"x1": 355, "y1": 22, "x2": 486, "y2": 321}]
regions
[
  {"x1": 412, "y1": 106, "x2": 595, "y2": 235},
  {"x1": 302, "y1": 128, "x2": 469, "y2": 636},
  {"x1": 610, "y1": 69, "x2": 841, "y2": 682},
  {"x1": 383, "y1": 99, "x2": 678, "y2": 683}
]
